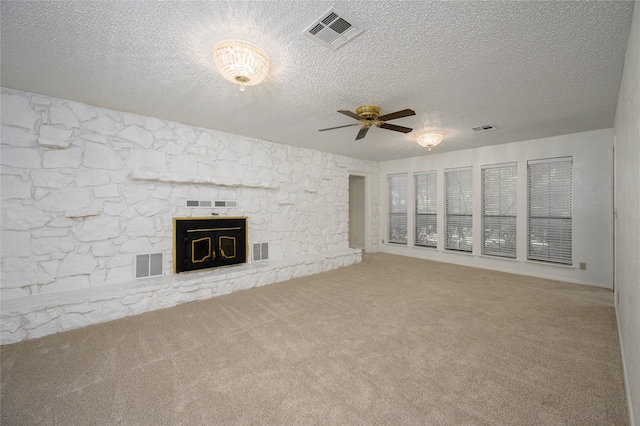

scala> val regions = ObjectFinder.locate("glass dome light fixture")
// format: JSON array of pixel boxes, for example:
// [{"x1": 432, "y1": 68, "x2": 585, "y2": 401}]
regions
[
  {"x1": 212, "y1": 40, "x2": 270, "y2": 91},
  {"x1": 416, "y1": 130, "x2": 445, "y2": 151}
]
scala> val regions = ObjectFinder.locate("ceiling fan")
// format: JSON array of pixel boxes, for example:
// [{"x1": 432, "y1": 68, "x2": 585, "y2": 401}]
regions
[{"x1": 319, "y1": 105, "x2": 416, "y2": 140}]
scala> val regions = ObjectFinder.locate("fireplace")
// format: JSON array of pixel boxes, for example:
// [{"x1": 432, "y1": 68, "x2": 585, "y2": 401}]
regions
[{"x1": 173, "y1": 217, "x2": 248, "y2": 273}]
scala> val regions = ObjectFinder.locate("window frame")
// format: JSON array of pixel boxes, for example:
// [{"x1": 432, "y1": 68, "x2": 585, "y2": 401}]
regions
[
  {"x1": 388, "y1": 173, "x2": 408, "y2": 245},
  {"x1": 527, "y1": 157, "x2": 573, "y2": 265},
  {"x1": 445, "y1": 167, "x2": 473, "y2": 252},
  {"x1": 481, "y1": 162, "x2": 517, "y2": 258},
  {"x1": 414, "y1": 171, "x2": 437, "y2": 248}
]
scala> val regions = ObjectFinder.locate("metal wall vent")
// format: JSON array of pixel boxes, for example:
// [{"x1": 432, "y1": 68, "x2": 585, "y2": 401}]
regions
[
  {"x1": 303, "y1": 7, "x2": 364, "y2": 50},
  {"x1": 186, "y1": 200, "x2": 238, "y2": 208},
  {"x1": 135, "y1": 253, "x2": 164, "y2": 278},
  {"x1": 186, "y1": 200, "x2": 212, "y2": 207},
  {"x1": 253, "y1": 243, "x2": 269, "y2": 262},
  {"x1": 472, "y1": 124, "x2": 497, "y2": 132},
  {"x1": 214, "y1": 200, "x2": 238, "y2": 208}
]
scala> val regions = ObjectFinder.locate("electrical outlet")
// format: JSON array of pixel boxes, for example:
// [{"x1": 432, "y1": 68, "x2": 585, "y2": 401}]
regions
[
  {"x1": 381, "y1": 239, "x2": 385, "y2": 244},
  {"x1": 579, "y1": 262, "x2": 586, "y2": 270}
]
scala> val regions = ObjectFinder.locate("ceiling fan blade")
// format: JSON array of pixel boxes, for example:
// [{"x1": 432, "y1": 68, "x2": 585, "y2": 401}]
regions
[
  {"x1": 319, "y1": 123, "x2": 361, "y2": 132},
  {"x1": 379, "y1": 123, "x2": 413, "y2": 133},
  {"x1": 378, "y1": 109, "x2": 416, "y2": 122},
  {"x1": 355, "y1": 127, "x2": 370, "y2": 140},
  {"x1": 338, "y1": 110, "x2": 364, "y2": 120}
]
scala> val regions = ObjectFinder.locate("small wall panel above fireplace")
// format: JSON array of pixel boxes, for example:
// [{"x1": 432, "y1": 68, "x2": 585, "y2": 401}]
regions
[
  {"x1": 173, "y1": 217, "x2": 248, "y2": 273},
  {"x1": 214, "y1": 200, "x2": 238, "y2": 208},
  {"x1": 185, "y1": 200, "x2": 239, "y2": 208},
  {"x1": 186, "y1": 200, "x2": 212, "y2": 207}
]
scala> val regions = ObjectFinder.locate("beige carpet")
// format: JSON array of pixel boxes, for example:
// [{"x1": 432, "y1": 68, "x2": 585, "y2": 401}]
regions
[{"x1": 0, "y1": 253, "x2": 628, "y2": 425}]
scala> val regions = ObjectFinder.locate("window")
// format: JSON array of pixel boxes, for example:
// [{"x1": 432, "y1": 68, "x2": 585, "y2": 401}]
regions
[
  {"x1": 414, "y1": 171, "x2": 437, "y2": 248},
  {"x1": 481, "y1": 163, "x2": 517, "y2": 258},
  {"x1": 445, "y1": 167, "x2": 473, "y2": 252},
  {"x1": 527, "y1": 157, "x2": 573, "y2": 265},
  {"x1": 388, "y1": 173, "x2": 408, "y2": 244}
]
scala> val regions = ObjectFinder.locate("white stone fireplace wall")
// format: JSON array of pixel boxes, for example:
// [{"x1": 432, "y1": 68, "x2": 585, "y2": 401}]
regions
[{"x1": 0, "y1": 88, "x2": 380, "y2": 344}]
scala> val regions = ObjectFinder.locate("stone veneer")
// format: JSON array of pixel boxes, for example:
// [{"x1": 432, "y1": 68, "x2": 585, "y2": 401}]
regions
[{"x1": 0, "y1": 88, "x2": 380, "y2": 345}]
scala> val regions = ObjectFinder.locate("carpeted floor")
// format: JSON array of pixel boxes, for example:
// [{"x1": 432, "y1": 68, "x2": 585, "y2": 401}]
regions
[{"x1": 0, "y1": 253, "x2": 629, "y2": 425}]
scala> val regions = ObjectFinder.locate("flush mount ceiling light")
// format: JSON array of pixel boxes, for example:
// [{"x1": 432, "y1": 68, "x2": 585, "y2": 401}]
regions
[
  {"x1": 212, "y1": 40, "x2": 270, "y2": 91},
  {"x1": 416, "y1": 131, "x2": 445, "y2": 151}
]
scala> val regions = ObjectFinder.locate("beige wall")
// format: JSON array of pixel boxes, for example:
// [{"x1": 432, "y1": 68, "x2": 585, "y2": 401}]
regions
[{"x1": 614, "y1": 2, "x2": 640, "y2": 424}]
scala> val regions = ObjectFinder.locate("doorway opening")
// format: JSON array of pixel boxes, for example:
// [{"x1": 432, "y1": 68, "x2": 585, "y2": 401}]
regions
[{"x1": 349, "y1": 175, "x2": 366, "y2": 250}]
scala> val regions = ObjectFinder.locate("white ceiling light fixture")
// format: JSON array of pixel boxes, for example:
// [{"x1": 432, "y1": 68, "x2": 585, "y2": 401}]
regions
[
  {"x1": 212, "y1": 40, "x2": 270, "y2": 91},
  {"x1": 416, "y1": 131, "x2": 444, "y2": 151}
]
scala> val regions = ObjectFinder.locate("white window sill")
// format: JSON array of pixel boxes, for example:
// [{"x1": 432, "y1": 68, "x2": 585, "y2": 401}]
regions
[
  {"x1": 524, "y1": 260, "x2": 576, "y2": 269},
  {"x1": 413, "y1": 245, "x2": 438, "y2": 251},
  {"x1": 444, "y1": 249, "x2": 475, "y2": 257},
  {"x1": 478, "y1": 254, "x2": 519, "y2": 262}
]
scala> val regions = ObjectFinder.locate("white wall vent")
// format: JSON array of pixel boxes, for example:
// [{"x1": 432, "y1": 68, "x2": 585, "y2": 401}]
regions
[
  {"x1": 253, "y1": 243, "x2": 269, "y2": 262},
  {"x1": 472, "y1": 124, "x2": 497, "y2": 132},
  {"x1": 303, "y1": 7, "x2": 364, "y2": 50},
  {"x1": 186, "y1": 200, "x2": 212, "y2": 207},
  {"x1": 186, "y1": 200, "x2": 238, "y2": 208},
  {"x1": 214, "y1": 200, "x2": 238, "y2": 208},
  {"x1": 135, "y1": 253, "x2": 164, "y2": 278}
]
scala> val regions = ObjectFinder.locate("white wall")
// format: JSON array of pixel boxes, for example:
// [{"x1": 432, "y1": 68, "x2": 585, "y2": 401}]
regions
[
  {"x1": 614, "y1": 1, "x2": 640, "y2": 424},
  {"x1": 0, "y1": 88, "x2": 379, "y2": 301},
  {"x1": 379, "y1": 129, "x2": 613, "y2": 288}
]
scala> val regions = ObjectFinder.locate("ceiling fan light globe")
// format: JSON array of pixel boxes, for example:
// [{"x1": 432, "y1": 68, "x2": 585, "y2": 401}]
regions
[
  {"x1": 416, "y1": 131, "x2": 445, "y2": 148},
  {"x1": 213, "y1": 40, "x2": 270, "y2": 88}
]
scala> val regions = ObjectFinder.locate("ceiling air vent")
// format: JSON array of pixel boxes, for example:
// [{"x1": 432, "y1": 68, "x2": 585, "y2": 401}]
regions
[
  {"x1": 303, "y1": 7, "x2": 364, "y2": 50},
  {"x1": 472, "y1": 124, "x2": 497, "y2": 132}
]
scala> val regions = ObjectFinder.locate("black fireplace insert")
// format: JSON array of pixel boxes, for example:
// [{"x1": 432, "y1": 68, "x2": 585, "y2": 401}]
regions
[{"x1": 173, "y1": 217, "x2": 247, "y2": 273}]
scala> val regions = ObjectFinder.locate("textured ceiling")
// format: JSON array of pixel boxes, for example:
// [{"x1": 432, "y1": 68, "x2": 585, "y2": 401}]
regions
[{"x1": 0, "y1": 1, "x2": 634, "y2": 161}]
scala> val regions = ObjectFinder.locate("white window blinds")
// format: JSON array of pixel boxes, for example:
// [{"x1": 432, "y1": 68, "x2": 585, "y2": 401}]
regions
[
  {"x1": 414, "y1": 171, "x2": 437, "y2": 248},
  {"x1": 445, "y1": 168, "x2": 473, "y2": 252},
  {"x1": 481, "y1": 163, "x2": 517, "y2": 258},
  {"x1": 388, "y1": 173, "x2": 408, "y2": 244},
  {"x1": 527, "y1": 157, "x2": 573, "y2": 265}
]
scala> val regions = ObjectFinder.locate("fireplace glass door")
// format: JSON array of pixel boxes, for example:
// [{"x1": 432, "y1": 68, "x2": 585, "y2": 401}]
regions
[{"x1": 174, "y1": 217, "x2": 247, "y2": 273}]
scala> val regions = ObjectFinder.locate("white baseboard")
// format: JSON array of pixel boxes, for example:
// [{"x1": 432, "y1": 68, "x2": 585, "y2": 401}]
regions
[{"x1": 616, "y1": 304, "x2": 636, "y2": 426}]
